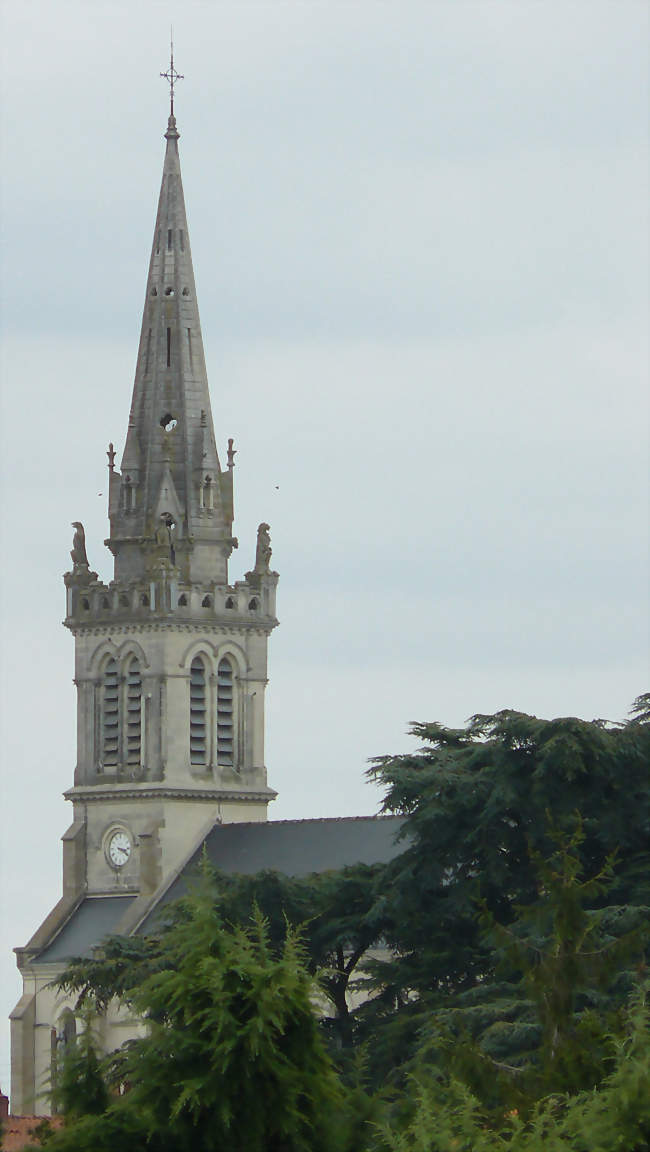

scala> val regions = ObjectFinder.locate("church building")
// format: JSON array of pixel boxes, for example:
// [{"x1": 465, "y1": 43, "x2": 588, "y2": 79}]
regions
[{"x1": 10, "y1": 85, "x2": 402, "y2": 1112}]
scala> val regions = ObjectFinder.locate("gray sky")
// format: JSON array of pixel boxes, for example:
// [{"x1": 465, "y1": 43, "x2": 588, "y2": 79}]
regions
[{"x1": 0, "y1": 0, "x2": 648, "y2": 1094}]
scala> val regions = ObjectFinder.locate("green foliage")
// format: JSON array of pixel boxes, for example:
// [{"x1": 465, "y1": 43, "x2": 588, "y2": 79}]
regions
[
  {"x1": 58, "y1": 933, "x2": 164, "y2": 1014},
  {"x1": 372, "y1": 987, "x2": 650, "y2": 1151},
  {"x1": 61, "y1": 860, "x2": 390, "y2": 1056},
  {"x1": 51, "y1": 1009, "x2": 109, "y2": 1122},
  {"x1": 363, "y1": 704, "x2": 650, "y2": 1083},
  {"x1": 49, "y1": 697, "x2": 648, "y2": 1150},
  {"x1": 51, "y1": 878, "x2": 364, "y2": 1151}
]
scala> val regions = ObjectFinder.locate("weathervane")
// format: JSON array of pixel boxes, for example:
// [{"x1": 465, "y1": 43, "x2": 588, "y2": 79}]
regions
[{"x1": 160, "y1": 32, "x2": 184, "y2": 116}]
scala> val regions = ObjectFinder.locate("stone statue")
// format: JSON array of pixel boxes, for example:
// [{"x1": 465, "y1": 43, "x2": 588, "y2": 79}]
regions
[
  {"x1": 70, "y1": 522, "x2": 89, "y2": 568},
  {"x1": 255, "y1": 522, "x2": 272, "y2": 572},
  {"x1": 155, "y1": 515, "x2": 176, "y2": 565}
]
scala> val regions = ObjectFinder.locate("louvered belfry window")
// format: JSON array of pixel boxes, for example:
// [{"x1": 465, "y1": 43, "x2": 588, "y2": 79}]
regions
[
  {"x1": 217, "y1": 657, "x2": 234, "y2": 766},
  {"x1": 125, "y1": 659, "x2": 142, "y2": 768},
  {"x1": 190, "y1": 657, "x2": 207, "y2": 765},
  {"x1": 102, "y1": 658, "x2": 120, "y2": 767}
]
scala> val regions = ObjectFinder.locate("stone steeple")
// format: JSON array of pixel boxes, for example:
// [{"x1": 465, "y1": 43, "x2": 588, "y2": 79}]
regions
[
  {"x1": 108, "y1": 113, "x2": 235, "y2": 585},
  {"x1": 12, "y1": 90, "x2": 280, "y2": 1119},
  {"x1": 61, "y1": 106, "x2": 279, "y2": 812}
]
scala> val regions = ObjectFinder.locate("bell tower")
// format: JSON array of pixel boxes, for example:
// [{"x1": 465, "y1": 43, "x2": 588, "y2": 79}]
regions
[
  {"x1": 61, "y1": 102, "x2": 279, "y2": 900},
  {"x1": 11, "y1": 62, "x2": 280, "y2": 1114}
]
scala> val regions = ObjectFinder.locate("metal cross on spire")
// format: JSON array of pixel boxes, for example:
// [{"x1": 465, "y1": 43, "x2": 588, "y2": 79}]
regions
[{"x1": 160, "y1": 32, "x2": 184, "y2": 116}]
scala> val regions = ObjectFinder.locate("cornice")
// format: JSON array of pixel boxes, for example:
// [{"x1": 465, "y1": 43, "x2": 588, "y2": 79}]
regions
[
  {"x1": 64, "y1": 784, "x2": 277, "y2": 803},
  {"x1": 65, "y1": 619, "x2": 278, "y2": 638}
]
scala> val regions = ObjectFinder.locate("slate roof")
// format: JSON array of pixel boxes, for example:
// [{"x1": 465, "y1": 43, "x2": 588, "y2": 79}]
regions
[
  {"x1": 145, "y1": 814, "x2": 405, "y2": 920},
  {"x1": 34, "y1": 816, "x2": 406, "y2": 961},
  {"x1": 36, "y1": 896, "x2": 137, "y2": 963},
  {"x1": 184, "y1": 814, "x2": 403, "y2": 880}
]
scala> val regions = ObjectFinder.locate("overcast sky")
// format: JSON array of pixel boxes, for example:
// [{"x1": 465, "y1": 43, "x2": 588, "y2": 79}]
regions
[{"x1": 0, "y1": 0, "x2": 648, "y2": 1094}]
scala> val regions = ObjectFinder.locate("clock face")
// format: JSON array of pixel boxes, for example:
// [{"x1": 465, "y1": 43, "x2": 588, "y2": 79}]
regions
[{"x1": 107, "y1": 830, "x2": 132, "y2": 868}]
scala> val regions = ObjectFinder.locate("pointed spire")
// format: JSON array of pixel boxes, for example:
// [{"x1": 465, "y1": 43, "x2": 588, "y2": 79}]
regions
[{"x1": 108, "y1": 82, "x2": 235, "y2": 587}]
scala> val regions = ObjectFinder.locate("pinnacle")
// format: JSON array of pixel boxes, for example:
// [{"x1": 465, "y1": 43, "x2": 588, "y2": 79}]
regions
[{"x1": 165, "y1": 114, "x2": 179, "y2": 140}]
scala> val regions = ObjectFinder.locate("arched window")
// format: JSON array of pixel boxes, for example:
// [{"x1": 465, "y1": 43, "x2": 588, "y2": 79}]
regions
[
  {"x1": 216, "y1": 657, "x2": 234, "y2": 767},
  {"x1": 101, "y1": 658, "x2": 119, "y2": 768},
  {"x1": 57, "y1": 1009, "x2": 77, "y2": 1049},
  {"x1": 52, "y1": 1010, "x2": 77, "y2": 1110},
  {"x1": 125, "y1": 658, "x2": 142, "y2": 769},
  {"x1": 190, "y1": 657, "x2": 207, "y2": 765}
]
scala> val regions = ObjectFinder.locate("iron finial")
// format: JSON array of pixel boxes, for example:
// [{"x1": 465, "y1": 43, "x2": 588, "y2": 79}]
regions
[{"x1": 160, "y1": 29, "x2": 184, "y2": 117}]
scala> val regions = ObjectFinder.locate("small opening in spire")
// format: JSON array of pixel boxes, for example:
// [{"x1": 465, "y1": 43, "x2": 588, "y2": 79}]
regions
[
  {"x1": 165, "y1": 287, "x2": 174, "y2": 297},
  {"x1": 160, "y1": 413, "x2": 177, "y2": 431},
  {"x1": 180, "y1": 230, "x2": 185, "y2": 252},
  {"x1": 167, "y1": 229, "x2": 172, "y2": 251},
  {"x1": 182, "y1": 287, "x2": 189, "y2": 296},
  {"x1": 156, "y1": 230, "x2": 161, "y2": 254},
  {"x1": 166, "y1": 328, "x2": 171, "y2": 366},
  {"x1": 187, "y1": 328, "x2": 193, "y2": 371}
]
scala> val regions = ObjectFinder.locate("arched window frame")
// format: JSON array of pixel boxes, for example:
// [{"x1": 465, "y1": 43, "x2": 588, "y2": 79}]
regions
[
  {"x1": 216, "y1": 654, "x2": 238, "y2": 770},
  {"x1": 100, "y1": 656, "x2": 120, "y2": 770},
  {"x1": 124, "y1": 655, "x2": 143, "y2": 771},
  {"x1": 189, "y1": 654, "x2": 209, "y2": 767},
  {"x1": 180, "y1": 642, "x2": 245, "y2": 773},
  {"x1": 97, "y1": 649, "x2": 144, "y2": 773},
  {"x1": 51, "y1": 1009, "x2": 77, "y2": 1110}
]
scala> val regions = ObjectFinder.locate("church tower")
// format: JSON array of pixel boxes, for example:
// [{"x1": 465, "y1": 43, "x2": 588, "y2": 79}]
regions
[
  {"x1": 11, "y1": 91, "x2": 278, "y2": 1110},
  {"x1": 62, "y1": 107, "x2": 279, "y2": 897}
]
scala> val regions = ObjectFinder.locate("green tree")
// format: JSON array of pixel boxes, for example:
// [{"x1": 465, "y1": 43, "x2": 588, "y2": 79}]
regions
[
  {"x1": 47, "y1": 698, "x2": 649, "y2": 1144},
  {"x1": 51, "y1": 1008, "x2": 109, "y2": 1122},
  {"x1": 48, "y1": 879, "x2": 360, "y2": 1151},
  {"x1": 62, "y1": 861, "x2": 390, "y2": 1057},
  {"x1": 372, "y1": 986, "x2": 650, "y2": 1152},
  {"x1": 362, "y1": 702, "x2": 649, "y2": 1084},
  {"x1": 208, "y1": 863, "x2": 389, "y2": 1050}
]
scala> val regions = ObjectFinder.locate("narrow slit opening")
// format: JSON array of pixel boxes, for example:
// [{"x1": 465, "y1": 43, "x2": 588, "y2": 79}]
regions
[
  {"x1": 167, "y1": 229, "x2": 172, "y2": 251},
  {"x1": 166, "y1": 328, "x2": 171, "y2": 367}
]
